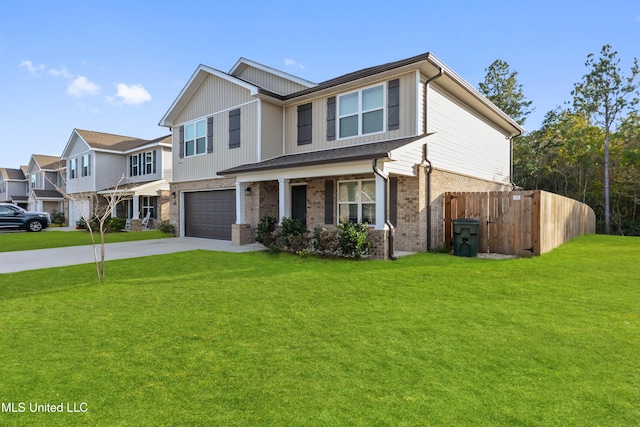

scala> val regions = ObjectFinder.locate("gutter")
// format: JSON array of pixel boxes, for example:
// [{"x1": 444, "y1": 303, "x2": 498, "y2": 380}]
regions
[
  {"x1": 372, "y1": 159, "x2": 396, "y2": 261},
  {"x1": 422, "y1": 66, "x2": 444, "y2": 251}
]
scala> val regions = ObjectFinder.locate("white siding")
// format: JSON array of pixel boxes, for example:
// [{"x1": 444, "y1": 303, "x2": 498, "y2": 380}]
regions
[
  {"x1": 162, "y1": 147, "x2": 172, "y2": 181},
  {"x1": 427, "y1": 84, "x2": 511, "y2": 184}
]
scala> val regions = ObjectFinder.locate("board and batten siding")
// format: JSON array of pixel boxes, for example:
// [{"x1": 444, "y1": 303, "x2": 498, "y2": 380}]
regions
[
  {"x1": 283, "y1": 72, "x2": 417, "y2": 155},
  {"x1": 94, "y1": 152, "x2": 127, "y2": 191},
  {"x1": 173, "y1": 101, "x2": 260, "y2": 182},
  {"x1": 234, "y1": 65, "x2": 311, "y2": 95},
  {"x1": 174, "y1": 74, "x2": 254, "y2": 126},
  {"x1": 260, "y1": 101, "x2": 284, "y2": 161},
  {"x1": 162, "y1": 147, "x2": 172, "y2": 182},
  {"x1": 426, "y1": 84, "x2": 511, "y2": 185}
]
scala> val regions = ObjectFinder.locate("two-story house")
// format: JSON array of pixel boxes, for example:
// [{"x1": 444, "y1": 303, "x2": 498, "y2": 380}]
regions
[
  {"x1": 159, "y1": 52, "x2": 524, "y2": 258},
  {"x1": 26, "y1": 155, "x2": 66, "y2": 216},
  {"x1": 61, "y1": 129, "x2": 172, "y2": 228},
  {"x1": 0, "y1": 166, "x2": 28, "y2": 208}
]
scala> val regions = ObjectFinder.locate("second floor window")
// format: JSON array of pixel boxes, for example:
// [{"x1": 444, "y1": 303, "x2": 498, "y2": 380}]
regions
[
  {"x1": 130, "y1": 151, "x2": 156, "y2": 177},
  {"x1": 30, "y1": 174, "x2": 37, "y2": 189},
  {"x1": 185, "y1": 120, "x2": 206, "y2": 157},
  {"x1": 338, "y1": 84, "x2": 384, "y2": 139},
  {"x1": 81, "y1": 154, "x2": 91, "y2": 177},
  {"x1": 70, "y1": 158, "x2": 77, "y2": 179}
]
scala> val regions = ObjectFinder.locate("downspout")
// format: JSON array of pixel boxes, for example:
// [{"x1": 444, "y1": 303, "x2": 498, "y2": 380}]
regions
[
  {"x1": 372, "y1": 159, "x2": 396, "y2": 260},
  {"x1": 422, "y1": 65, "x2": 444, "y2": 251}
]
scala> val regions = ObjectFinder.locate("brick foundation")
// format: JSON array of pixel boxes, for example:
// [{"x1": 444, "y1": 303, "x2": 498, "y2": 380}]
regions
[{"x1": 232, "y1": 223, "x2": 253, "y2": 245}]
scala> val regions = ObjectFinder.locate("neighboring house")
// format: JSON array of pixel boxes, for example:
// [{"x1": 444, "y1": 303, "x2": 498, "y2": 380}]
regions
[
  {"x1": 26, "y1": 155, "x2": 66, "y2": 216},
  {"x1": 159, "y1": 52, "x2": 524, "y2": 258},
  {"x1": 0, "y1": 167, "x2": 28, "y2": 208},
  {"x1": 61, "y1": 129, "x2": 172, "y2": 228}
]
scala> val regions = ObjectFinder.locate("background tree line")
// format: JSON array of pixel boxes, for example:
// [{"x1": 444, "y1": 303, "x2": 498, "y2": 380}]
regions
[{"x1": 479, "y1": 45, "x2": 640, "y2": 235}]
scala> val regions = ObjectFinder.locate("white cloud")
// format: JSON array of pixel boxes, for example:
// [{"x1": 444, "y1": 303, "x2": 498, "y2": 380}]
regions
[
  {"x1": 284, "y1": 58, "x2": 305, "y2": 70},
  {"x1": 114, "y1": 83, "x2": 151, "y2": 105},
  {"x1": 20, "y1": 60, "x2": 45, "y2": 75},
  {"x1": 67, "y1": 76, "x2": 101, "y2": 98},
  {"x1": 48, "y1": 67, "x2": 73, "y2": 78}
]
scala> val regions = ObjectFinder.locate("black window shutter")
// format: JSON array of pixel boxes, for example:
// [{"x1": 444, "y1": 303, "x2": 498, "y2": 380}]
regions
[
  {"x1": 207, "y1": 116, "x2": 214, "y2": 153},
  {"x1": 326, "y1": 97, "x2": 336, "y2": 141},
  {"x1": 229, "y1": 109, "x2": 241, "y2": 148},
  {"x1": 129, "y1": 156, "x2": 133, "y2": 177},
  {"x1": 388, "y1": 79, "x2": 400, "y2": 130},
  {"x1": 389, "y1": 177, "x2": 398, "y2": 227},
  {"x1": 179, "y1": 126, "x2": 185, "y2": 158},
  {"x1": 324, "y1": 180, "x2": 334, "y2": 224},
  {"x1": 152, "y1": 150, "x2": 157, "y2": 174},
  {"x1": 297, "y1": 103, "x2": 312, "y2": 145},
  {"x1": 139, "y1": 153, "x2": 143, "y2": 175}
]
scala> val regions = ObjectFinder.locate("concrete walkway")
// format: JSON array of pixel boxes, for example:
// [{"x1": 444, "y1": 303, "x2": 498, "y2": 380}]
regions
[{"x1": 0, "y1": 237, "x2": 265, "y2": 274}]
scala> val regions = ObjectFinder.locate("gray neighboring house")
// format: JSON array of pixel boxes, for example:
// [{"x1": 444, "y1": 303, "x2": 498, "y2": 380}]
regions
[
  {"x1": 61, "y1": 129, "x2": 172, "y2": 229},
  {"x1": 0, "y1": 167, "x2": 28, "y2": 208},
  {"x1": 26, "y1": 154, "x2": 66, "y2": 216},
  {"x1": 159, "y1": 52, "x2": 524, "y2": 258}
]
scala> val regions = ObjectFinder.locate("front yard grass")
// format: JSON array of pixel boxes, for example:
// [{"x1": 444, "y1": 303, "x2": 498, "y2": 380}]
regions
[
  {"x1": 0, "y1": 234, "x2": 638, "y2": 426},
  {"x1": 0, "y1": 230, "x2": 171, "y2": 252}
]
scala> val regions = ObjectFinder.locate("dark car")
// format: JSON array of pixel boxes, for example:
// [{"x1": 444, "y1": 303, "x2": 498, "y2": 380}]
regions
[{"x1": 0, "y1": 203, "x2": 51, "y2": 232}]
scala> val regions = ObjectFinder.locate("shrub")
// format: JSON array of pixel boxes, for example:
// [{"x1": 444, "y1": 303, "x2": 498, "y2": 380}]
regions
[
  {"x1": 50, "y1": 209, "x2": 66, "y2": 225},
  {"x1": 255, "y1": 215, "x2": 278, "y2": 248},
  {"x1": 312, "y1": 227, "x2": 339, "y2": 257},
  {"x1": 337, "y1": 220, "x2": 371, "y2": 259},
  {"x1": 158, "y1": 221, "x2": 176, "y2": 236},
  {"x1": 280, "y1": 217, "x2": 309, "y2": 252},
  {"x1": 108, "y1": 217, "x2": 127, "y2": 231}
]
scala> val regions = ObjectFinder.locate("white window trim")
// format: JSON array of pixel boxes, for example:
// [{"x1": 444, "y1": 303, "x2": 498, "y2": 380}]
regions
[
  {"x1": 337, "y1": 179, "x2": 376, "y2": 225},
  {"x1": 337, "y1": 83, "x2": 386, "y2": 140},
  {"x1": 184, "y1": 119, "x2": 207, "y2": 158}
]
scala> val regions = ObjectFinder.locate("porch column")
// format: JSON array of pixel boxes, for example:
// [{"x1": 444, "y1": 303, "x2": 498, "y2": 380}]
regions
[
  {"x1": 235, "y1": 181, "x2": 246, "y2": 224},
  {"x1": 278, "y1": 178, "x2": 290, "y2": 223},
  {"x1": 110, "y1": 197, "x2": 117, "y2": 218},
  {"x1": 375, "y1": 173, "x2": 388, "y2": 231},
  {"x1": 132, "y1": 196, "x2": 140, "y2": 219}
]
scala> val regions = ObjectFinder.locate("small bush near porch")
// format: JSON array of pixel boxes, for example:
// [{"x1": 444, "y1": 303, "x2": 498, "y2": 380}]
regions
[{"x1": 0, "y1": 234, "x2": 638, "y2": 425}]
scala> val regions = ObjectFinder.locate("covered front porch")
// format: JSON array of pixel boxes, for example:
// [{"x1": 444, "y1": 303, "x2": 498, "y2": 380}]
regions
[{"x1": 98, "y1": 180, "x2": 170, "y2": 230}]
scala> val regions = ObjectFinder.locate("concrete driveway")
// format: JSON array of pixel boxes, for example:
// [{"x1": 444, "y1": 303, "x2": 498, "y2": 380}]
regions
[{"x1": 0, "y1": 237, "x2": 265, "y2": 274}]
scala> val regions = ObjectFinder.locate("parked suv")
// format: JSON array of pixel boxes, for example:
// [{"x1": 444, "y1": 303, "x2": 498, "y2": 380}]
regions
[{"x1": 0, "y1": 203, "x2": 51, "y2": 232}]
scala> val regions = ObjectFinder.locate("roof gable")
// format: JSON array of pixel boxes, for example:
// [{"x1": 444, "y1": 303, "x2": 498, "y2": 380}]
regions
[
  {"x1": 229, "y1": 57, "x2": 317, "y2": 95},
  {"x1": 27, "y1": 154, "x2": 63, "y2": 173},
  {"x1": 62, "y1": 129, "x2": 171, "y2": 158},
  {"x1": 0, "y1": 167, "x2": 26, "y2": 181},
  {"x1": 159, "y1": 64, "x2": 261, "y2": 128}
]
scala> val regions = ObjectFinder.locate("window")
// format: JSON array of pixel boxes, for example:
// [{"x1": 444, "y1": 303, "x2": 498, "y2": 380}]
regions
[
  {"x1": 81, "y1": 154, "x2": 90, "y2": 177},
  {"x1": 141, "y1": 196, "x2": 155, "y2": 219},
  {"x1": 30, "y1": 174, "x2": 37, "y2": 189},
  {"x1": 338, "y1": 84, "x2": 384, "y2": 139},
  {"x1": 131, "y1": 155, "x2": 139, "y2": 176},
  {"x1": 145, "y1": 152, "x2": 153, "y2": 174},
  {"x1": 185, "y1": 120, "x2": 206, "y2": 157},
  {"x1": 70, "y1": 158, "x2": 77, "y2": 179},
  {"x1": 338, "y1": 179, "x2": 376, "y2": 224}
]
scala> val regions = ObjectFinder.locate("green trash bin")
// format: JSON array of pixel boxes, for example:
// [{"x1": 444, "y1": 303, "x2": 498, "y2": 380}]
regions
[{"x1": 453, "y1": 219, "x2": 479, "y2": 257}]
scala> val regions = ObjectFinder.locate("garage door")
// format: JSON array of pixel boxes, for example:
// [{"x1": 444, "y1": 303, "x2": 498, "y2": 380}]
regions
[{"x1": 184, "y1": 190, "x2": 236, "y2": 240}]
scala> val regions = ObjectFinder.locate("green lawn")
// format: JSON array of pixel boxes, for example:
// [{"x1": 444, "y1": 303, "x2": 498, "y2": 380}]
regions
[
  {"x1": 0, "y1": 235, "x2": 638, "y2": 426},
  {"x1": 0, "y1": 230, "x2": 171, "y2": 252}
]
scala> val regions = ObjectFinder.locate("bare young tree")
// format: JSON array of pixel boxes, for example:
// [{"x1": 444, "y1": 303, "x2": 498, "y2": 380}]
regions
[{"x1": 49, "y1": 174, "x2": 129, "y2": 282}]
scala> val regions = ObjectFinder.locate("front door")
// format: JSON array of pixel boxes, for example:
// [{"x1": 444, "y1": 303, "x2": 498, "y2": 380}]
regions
[{"x1": 291, "y1": 185, "x2": 307, "y2": 227}]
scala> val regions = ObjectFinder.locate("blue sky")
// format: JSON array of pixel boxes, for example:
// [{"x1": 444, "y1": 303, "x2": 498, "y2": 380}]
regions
[{"x1": 1, "y1": 0, "x2": 638, "y2": 168}]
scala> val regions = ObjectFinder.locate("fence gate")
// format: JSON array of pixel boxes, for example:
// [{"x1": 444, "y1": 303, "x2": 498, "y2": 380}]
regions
[{"x1": 444, "y1": 191, "x2": 540, "y2": 257}]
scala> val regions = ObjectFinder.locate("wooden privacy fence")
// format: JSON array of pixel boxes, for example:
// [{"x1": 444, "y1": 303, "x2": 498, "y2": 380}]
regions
[{"x1": 444, "y1": 190, "x2": 596, "y2": 257}]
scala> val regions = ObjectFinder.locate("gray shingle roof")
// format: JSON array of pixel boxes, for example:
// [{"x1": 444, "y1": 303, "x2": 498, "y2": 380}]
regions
[
  {"x1": 0, "y1": 168, "x2": 26, "y2": 180},
  {"x1": 219, "y1": 136, "x2": 424, "y2": 175},
  {"x1": 32, "y1": 155, "x2": 64, "y2": 170},
  {"x1": 76, "y1": 129, "x2": 171, "y2": 152},
  {"x1": 32, "y1": 189, "x2": 64, "y2": 199}
]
